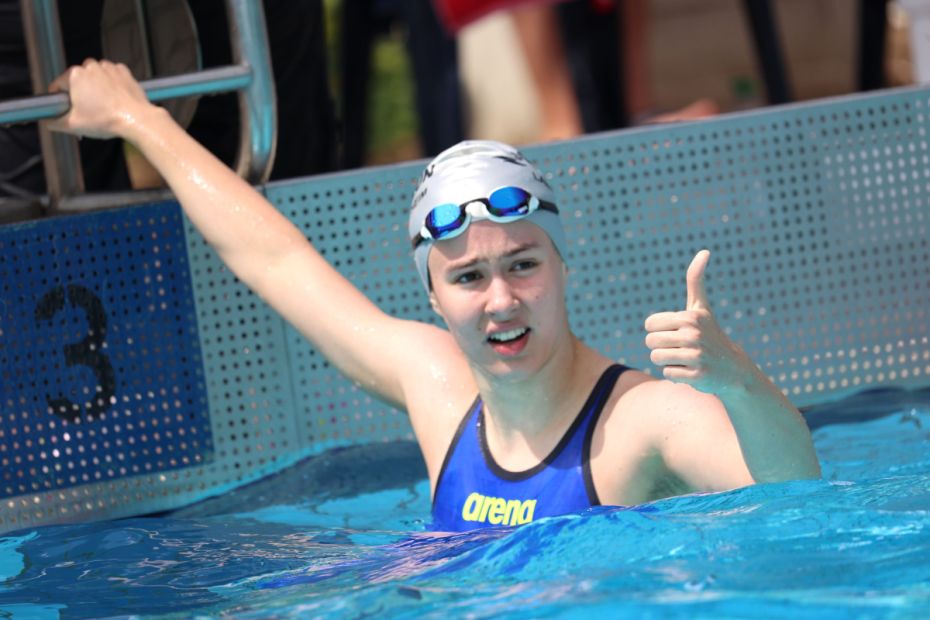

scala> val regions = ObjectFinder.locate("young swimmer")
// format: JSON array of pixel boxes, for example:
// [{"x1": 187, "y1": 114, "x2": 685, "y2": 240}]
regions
[{"x1": 47, "y1": 60, "x2": 821, "y2": 531}]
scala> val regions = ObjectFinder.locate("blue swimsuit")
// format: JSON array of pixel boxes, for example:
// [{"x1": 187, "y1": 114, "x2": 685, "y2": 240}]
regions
[{"x1": 431, "y1": 364, "x2": 630, "y2": 531}]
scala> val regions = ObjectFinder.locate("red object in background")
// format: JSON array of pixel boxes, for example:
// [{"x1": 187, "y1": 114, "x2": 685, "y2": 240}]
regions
[
  {"x1": 433, "y1": 0, "x2": 584, "y2": 33},
  {"x1": 433, "y1": 0, "x2": 617, "y2": 33}
]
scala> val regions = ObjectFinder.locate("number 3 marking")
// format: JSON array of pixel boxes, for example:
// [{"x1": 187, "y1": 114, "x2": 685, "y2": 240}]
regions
[{"x1": 34, "y1": 285, "x2": 117, "y2": 422}]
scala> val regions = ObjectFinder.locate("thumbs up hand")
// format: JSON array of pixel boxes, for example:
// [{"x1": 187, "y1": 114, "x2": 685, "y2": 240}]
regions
[{"x1": 644, "y1": 250, "x2": 751, "y2": 395}]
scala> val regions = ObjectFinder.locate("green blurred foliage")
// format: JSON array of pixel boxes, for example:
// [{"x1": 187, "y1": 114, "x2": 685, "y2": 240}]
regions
[{"x1": 323, "y1": 0, "x2": 421, "y2": 165}]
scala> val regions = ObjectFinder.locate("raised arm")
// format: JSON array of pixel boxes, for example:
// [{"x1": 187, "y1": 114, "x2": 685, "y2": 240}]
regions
[
  {"x1": 46, "y1": 60, "x2": 447, "y2": 408},
  {"x1": 643, "y1": 250, "x2": 821, "y2": 488}
]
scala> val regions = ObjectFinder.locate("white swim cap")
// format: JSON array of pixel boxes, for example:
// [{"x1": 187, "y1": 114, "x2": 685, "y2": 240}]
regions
[{"x1": 409, "y1": 140, "x2": 567, "y2": 291}]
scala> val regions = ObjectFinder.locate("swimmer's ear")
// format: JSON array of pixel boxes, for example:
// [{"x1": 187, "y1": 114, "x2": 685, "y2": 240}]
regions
[{"x1": 428, "y1": 290, "x2": 446, "y2": 320}]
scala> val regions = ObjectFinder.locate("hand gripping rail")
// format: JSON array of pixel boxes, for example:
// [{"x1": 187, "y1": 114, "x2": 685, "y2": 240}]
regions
[{"x1": 0, "y1": 0, "x2": 276, "y2": 213}]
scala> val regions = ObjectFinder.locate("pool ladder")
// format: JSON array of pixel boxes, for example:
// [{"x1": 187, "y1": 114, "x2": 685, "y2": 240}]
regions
[{"x1": 0, "y1": 0, "x2": 277, "y2": 218}]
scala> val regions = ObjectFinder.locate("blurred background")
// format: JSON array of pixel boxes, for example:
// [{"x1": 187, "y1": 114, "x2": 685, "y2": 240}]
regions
[
  {"x1": 344, "y1": 0, "x2": 916, "y2": 164},
  {"x1": 1, "y1": 0, "x2": 922, "y2": 202}
]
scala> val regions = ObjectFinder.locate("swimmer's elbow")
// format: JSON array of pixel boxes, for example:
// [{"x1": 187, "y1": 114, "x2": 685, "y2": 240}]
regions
[
  {"x1": 751, "y1": 457, "x2": 823, "y2": 485},
  {"x1": 795, "y1": 460, "x2": 824, "y2": 481}
]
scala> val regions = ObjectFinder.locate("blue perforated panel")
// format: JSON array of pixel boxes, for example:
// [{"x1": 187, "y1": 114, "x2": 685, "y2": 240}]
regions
[
  {"x1": 272, "y1": 171, "x2": 424, "y2": 452},
  {"x1": 181, "y1": 203, "x2": 302, "y2": 479},
  {"x1": 265, "y1": 90, "x2": 929, "y2": 430},
  {"x1": 0, "y1": 203, "x2": 212, "y2": 499},
  {"x1": 528, "y1": 97, "x2": 929, "y2": 401}
]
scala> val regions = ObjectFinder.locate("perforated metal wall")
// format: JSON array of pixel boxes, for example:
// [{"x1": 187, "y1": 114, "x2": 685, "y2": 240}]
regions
[
  {"x1": 267, "y1": 88, "x2": 930, "y2": 448},
  {"x1": 271, "y1": 169, "x2": 430, "y2": 453},
  {"x1": 0, "y1": 203, "x2": 212, "y2": 528},
  {"x1": 542, "y1": 95, "x2": 929, "y2": 401},
  {"x1": 1, "y1": 86, "x2": 928, "y2": 533}
]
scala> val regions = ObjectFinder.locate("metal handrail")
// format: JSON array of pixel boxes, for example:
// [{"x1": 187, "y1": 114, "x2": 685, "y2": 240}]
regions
[
  {"x1": 20, "y1": 0, "x2": 83, "y2": 204},
  {"x1": 226, "y1": 0, "x2": 277, "y2": 184},
  {"x1": 0, "y1": 66, "x2": 253, "y2": 125},
  {"x1": 1, "y1": 0, "x2": 277, "y2": 214}
]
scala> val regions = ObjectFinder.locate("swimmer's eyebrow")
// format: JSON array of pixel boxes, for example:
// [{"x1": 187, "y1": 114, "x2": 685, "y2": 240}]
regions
[{"x1": 445, "y1": 242, "x2": 541, "y2": 272}]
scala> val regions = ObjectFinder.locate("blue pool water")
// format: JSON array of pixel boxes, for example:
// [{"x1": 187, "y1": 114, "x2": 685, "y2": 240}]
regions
[{"x1": 2, "y1": 388, "x2": 930, "y2": 619}]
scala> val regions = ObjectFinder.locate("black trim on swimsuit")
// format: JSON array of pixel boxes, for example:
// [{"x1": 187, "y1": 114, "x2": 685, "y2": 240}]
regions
[
  {"x1": 582, "y1": 365, "x2": 629, "y2": 506},
  {"x1": 430, "y1": 395, "x2": 481, "y2": 509},
  {"x1": 478, "y1": 364, "x2": 629, "y2": 483}
]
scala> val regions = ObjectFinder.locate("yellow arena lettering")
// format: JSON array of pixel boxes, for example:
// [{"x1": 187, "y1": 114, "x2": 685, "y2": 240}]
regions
[
  {"x1": 461, "y1": 493, "x2": 483, "y2": 521},
  {"x1": 503, "y1": 499, "x2": 522, "y2": 525},
  {"x1": 460, "y1": 493, "x2": 537, "y2": 526},
  {"x1": 517, "y1": 499, "x2": 536, "y2": 524},
  {"x1": 478, "y1": 496, "x2": 493, "y2": 522},
  {"x1": 487, "y1": 498, "x2": 507, "y2": 524}
]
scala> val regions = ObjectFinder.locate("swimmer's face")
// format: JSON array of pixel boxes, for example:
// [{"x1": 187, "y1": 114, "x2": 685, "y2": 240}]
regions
[{"x1": 427, "y1": 220, "x2": 571, "y2": 381}]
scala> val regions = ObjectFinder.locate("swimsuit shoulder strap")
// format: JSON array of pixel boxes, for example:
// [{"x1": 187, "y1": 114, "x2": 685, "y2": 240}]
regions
[
  {"x1": 582, "y1": 363, "x2": 631, "y2": 505},
  {"x1": 432, "y1": 394, "x2": 481, "y2": 504},
  {"x1": 477, "y1": 363, "x2": 631, "y2": 481}
]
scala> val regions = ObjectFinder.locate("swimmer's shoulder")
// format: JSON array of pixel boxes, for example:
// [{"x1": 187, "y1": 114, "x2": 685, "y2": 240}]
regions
[
  {"x1": 396, "y1": 321, "x2": 475, "y2": 408},
  {"x1": 595, "y1": 371, "x2": 715, "y2": 467},
  {"x1": 590, "y1": 370, "x2": 665, "y2": 504},
  {"x1": 395, "y1": 319, "x2": 471, "y2": 383},
  {"x1": 596, "y1": 367, "x2": 660, "y2": 441},
  {"x1": 598, "y1": 372, "x2": 751, "y2": 498},
  {"x1": 593, "y1": 373, "x2": 710, "y2": 504},
  {"x1": 603, "y1": 371, "x2": 725, "y2": 432},
  {"x1": 395, "y1": 321, "x2": 477, "y2": 476}
]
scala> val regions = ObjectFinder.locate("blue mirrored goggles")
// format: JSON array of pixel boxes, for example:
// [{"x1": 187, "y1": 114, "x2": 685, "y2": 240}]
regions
[{"x1": 412, "y1": 186, "x2": 558, "y2": 249}]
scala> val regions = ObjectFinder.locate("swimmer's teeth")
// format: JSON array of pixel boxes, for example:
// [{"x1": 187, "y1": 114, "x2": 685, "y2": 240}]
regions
[{"x1": 488, "y1": 328, "x2": 528, "y2": 343}]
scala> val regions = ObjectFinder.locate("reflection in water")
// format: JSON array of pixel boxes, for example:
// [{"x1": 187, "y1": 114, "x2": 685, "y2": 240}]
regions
[{"x1": 1, "y1": 390, "x2": 929, "y2": 618}]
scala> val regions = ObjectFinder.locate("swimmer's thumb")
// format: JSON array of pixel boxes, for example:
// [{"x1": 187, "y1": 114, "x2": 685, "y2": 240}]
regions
[{"x1": 686, "y1": 250, "x2": 711, "y2": 311}]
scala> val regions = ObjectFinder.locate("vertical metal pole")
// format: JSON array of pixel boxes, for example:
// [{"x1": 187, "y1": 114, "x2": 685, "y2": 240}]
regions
[
  {"x1": 339, "y1": 0, "x2": 374, "y2": 169},
  {"x1": 20, "y1": 0, "x2": 85, "y2": 210},
  {"x1": 741, "y1": 0, "x2": 793, "y2": 104},
  {"x1": 134, "y1": 0, "x2": 156, "y2": 77},
  {"x1": 225, "y1": 0, "x2": 277, "y2": 183},
  {"x1": 858, "y1": 0, "x2": 889, "y2": 91}
]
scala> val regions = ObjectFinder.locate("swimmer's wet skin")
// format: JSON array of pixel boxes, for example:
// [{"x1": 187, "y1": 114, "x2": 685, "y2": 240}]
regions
[
  {"x1": 431, "y1": 365, "x2": 628, "y2": 531},
  {"x1": 47, "y1": 60, "x2": 821, "y2": 533}
]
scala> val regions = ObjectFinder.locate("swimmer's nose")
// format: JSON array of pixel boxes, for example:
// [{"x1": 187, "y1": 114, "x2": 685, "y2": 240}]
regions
[{"x1": 484, "y1": 275, "x2": 519, "y2": 319}]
